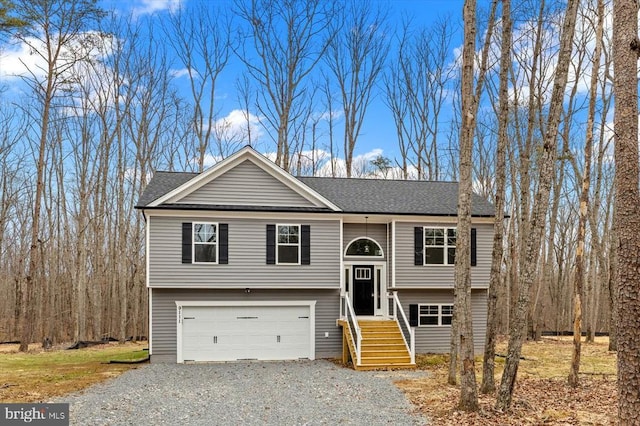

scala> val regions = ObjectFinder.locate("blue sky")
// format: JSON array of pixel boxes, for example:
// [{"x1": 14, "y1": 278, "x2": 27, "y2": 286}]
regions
[
  {"x1": 115, "y1": 0, "x2": 469, "y2": 165},
  {"x1": 0, "y1": 0, "x2": 490, "y2": 175}
]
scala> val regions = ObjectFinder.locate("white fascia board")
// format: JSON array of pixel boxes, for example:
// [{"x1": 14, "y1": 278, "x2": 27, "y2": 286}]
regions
[
  {"x1": 390, "y1": 215, "x2": 495, "y2": 225},
  {"x1": 149, "y1": 285, "x2": 340, "y2": 290},
  {"x1": 148, "y1": 147, "x2": 341, "y2": 211},
  {"x1": 143, "y1": 209, "x2": 342, "y2": 222},
  {"x1": 145, "y1": 211, "x2": 150, "y2": 288},
  {"x1": 175, "y1": 300, "x2": 317, "y2": 307}
]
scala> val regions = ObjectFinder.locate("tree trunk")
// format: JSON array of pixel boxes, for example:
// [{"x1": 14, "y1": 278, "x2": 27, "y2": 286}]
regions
[
  {"x1": 452, "y1": 0, "x2": 479, "y2": 411},
  {"x1": 568, "y1": 0, "x2": 603, "y2": 387},
  {"x1": 481, "y1": 0, "x2": 510, "y2": 395},
  {"x1": 612, "y1": 0, "x2": 640, "y2": 421}
]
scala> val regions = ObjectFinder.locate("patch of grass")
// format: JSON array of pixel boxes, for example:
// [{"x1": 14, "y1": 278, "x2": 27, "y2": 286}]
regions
[
  {"x1": 0, "y1": 342, "x2": 148, "y2": 402},
  {"x1": 415, "y1": 353, "x2": 449, "y2": 368}
]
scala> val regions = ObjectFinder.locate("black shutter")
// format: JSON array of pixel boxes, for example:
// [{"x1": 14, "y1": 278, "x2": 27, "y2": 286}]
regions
[
  {"x1": 471, "y1": 228, "x2": 477, "y2": 267},
  {"x1": 182, "y1": 222, "x2": 192, "y2": 264},
  {"x1": 301, "y1": 225, "x2": 310, "y2": 265},
  {"x1": 409, "y1": 304, "x2": 419, "y2": 327},
  {"x1": 414, "y1": 227, "x2": 424, "y2": 265},
  {"x1": 266, "y1": 224, "x2": 276, "y2": 264},
  {"x1": 219, "y1": 224, "x2": 228, "y2": 264}
]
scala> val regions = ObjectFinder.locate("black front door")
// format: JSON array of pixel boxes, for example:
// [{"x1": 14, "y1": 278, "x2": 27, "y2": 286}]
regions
[{"x1": 353, "y1": 265, "x2": 374, "y2": 315}]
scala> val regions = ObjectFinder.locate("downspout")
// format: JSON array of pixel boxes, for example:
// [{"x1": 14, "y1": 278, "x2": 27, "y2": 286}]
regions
[
  {"x1": 145, "y1": 210, "x2": 152, "y2": 356},
  {"x1": 339, "y1": 217, "x2": 344, "y2": 319}
]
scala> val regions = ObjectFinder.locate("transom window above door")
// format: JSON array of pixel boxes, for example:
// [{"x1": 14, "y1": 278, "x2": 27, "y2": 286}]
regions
[{"x1": 345, "y1": 238, "x2": 383, "y2": 257}]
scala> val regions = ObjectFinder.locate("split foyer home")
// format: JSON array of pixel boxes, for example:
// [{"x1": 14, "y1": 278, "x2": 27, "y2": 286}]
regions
[{"x1": 136, "y1": 146, "x2": 495, "y2": 370}]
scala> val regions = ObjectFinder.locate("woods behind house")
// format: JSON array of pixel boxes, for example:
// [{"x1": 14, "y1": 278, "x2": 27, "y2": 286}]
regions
[{"x1": 0, "y1": 0, "x2": 620, "y2": 360}]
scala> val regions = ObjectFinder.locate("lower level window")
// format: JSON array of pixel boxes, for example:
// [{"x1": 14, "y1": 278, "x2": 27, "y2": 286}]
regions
[{"x1": 419, "y1": 304, "x2": 453, "y2": 326}]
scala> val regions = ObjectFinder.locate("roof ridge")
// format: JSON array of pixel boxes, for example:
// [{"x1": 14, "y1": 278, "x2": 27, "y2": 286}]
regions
[
  {"x1": 297, "y1": 176, "x2": 459, "y2": 184},
  {"x1": 155, "y1": 170, "x2": 200, "y2": 175}
]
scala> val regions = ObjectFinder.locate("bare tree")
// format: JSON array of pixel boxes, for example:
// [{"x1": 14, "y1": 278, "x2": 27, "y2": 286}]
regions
[
  {"x1": 11, "y1": 0, "x2": 103, "y2": 350},
  {"x1": 568, "y1": 0, "x2": 603, "y2": 388},
  {"x1": 163, "y1": 2, "x2": 234, "y2": 171},
  {"x1": 496, "y1": 0, "x2": 580, "y2": 410},
  {"x1": 234, "y1": 0, "x2": 334, "y2": 170},
  {"x1": 325, "y1": 0, "x2": 389, "y2": 177},
  {"x1": 384, "y1": 17, "x2": 456, "y2": 180}
]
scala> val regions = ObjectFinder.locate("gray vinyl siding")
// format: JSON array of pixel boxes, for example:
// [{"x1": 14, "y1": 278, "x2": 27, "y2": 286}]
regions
[
  {"x1": 151, "y1": 288, "x2": 342, "y2": 362},
  {"x1": 177, "y1": 160, "x2": 317, "y2": 207},
  {"x1": 342, "y1": 223, "x2": 388, "y2": 260},
  {"x1": 396, "y1": 289, "x2": 487, "y2": 353},
  {"x1": 148, "y1": 215, "x2": 340, "y2": 289},
  {"x1": 394, "y1": 222, "x2": 492, "y2": 289}
]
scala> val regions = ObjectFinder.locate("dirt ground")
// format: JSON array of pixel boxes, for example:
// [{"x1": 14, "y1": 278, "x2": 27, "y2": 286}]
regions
[{"x1": 396, "y1": 337, "x2": 617, "y2": 425}]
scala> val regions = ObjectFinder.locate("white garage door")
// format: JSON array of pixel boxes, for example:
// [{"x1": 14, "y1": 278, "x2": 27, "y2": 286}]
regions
[{"x1": 180, "y1": 304, "x2": 313, "y2": 362}]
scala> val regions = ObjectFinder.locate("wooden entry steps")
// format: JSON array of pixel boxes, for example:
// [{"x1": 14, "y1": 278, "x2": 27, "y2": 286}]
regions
[{"x1": 338, "y1": 319, "x2": 416, "y2": 371}]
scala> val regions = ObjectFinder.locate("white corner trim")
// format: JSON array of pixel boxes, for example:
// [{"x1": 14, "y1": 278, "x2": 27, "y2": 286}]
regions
[
  {"x1": 339, "y1": 217, "x2": 344, "y2": 294},
  {"x1": 391, "y1": 220, "x2": 396, "y2": 289},
  {"x1": 147, "y1": 147, "x2": 341, "y2": 211},
  {"x1": 145, "y1": 212, "x2": 150, "y2": 288},
  {"x1": 174, "y1": 300, "x2": 316, "y2": 363},
  {"x1": 148, "y1": 288, "x2": 152, "y2": 355}
]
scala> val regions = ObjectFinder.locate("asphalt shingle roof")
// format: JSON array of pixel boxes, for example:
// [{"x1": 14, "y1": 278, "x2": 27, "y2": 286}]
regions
[
  {"x1": 137, "y1": 172, "x2": 495, "y2": 217},
  {"x1": 137, "y1": 171, "x2": 198, "y2": 207},
  {"x1": 298, "y1": 176, "x2": 495, "y2": 216}
]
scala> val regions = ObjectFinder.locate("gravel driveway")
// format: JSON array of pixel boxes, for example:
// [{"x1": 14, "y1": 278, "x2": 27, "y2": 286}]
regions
[{"x1": 59, "y1": 360, "x2": 428, "y2": 425}]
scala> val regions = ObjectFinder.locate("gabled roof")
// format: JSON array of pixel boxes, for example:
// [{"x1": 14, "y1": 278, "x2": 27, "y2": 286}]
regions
[
  {"x1": 140, "y1": 146, "x2": 341, "y2": 211},
  {"x1": 136, "y1": 148, "x2": 495, "y2": 217}
]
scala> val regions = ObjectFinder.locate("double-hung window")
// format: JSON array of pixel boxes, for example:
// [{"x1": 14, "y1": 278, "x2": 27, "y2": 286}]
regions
[
  {"x1": 424, "y1": 227, "x2": 456, "y2": 265},
  {"x1": 193, "y1": 223, "x2": 217, "y2": 263},
  {"x1": 419, "y1": 304, "x2": 453, "y2": 326},
  {"x1": 277, "y1": 224, "x2": 300, "y2": 264}
]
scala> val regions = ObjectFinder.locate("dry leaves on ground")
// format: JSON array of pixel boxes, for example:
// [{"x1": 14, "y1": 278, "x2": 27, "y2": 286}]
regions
[{"x1": 397, "y1": 337, "x2": 617, "y2": 425}]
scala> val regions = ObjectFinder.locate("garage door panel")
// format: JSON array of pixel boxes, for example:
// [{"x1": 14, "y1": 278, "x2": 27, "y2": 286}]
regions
[{"x1": 180, "y1": 304, "x2": 312, "y2": 362}]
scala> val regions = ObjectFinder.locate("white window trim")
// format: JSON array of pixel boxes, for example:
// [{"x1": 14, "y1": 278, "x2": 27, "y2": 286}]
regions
[
  {"x1": 343, "y1": 262, "x2": 388, "y2": 317},
  {"x1": 276, "y1": 223, "x2": 301, "y2": 265},
  {"x1": 192, "y1": 222, "x2": 219, "y2": 265},
  {"x1": 423, "y1": 227, "x2": 456, "y2": 266},
  {"x1": 418, "y1": 303, "x2": 454, "y2": 327},
  {"x1": 354, "y1": 267, "x2": 371, "y2": 280}
]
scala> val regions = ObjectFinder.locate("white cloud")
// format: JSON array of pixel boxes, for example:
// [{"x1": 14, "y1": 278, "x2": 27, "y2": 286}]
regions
[
  {"x1": 132, "y1": 0, "x2": 182, "y2": 16},
  {"x1": 0, "y1": 38, "x2": 43, "y2": 80},
  {"x1": 212, "y1": 109, "x2": 263, "y2": 143},
  {"x1": 201, "y1": 154, "x2": 223, "y2": 169},
  {"x1": 316, "y1": 109, "x2": 344, "y2": 121},
  {"x1": 0, "y1": 31, "x2": 114, "y2": 82},
  {"x1": 186, "y1": 110, "x2": 264, "y2": 168},
  {"x1": 169, "y1": 68, "x2": 193, "y2": 79}
]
